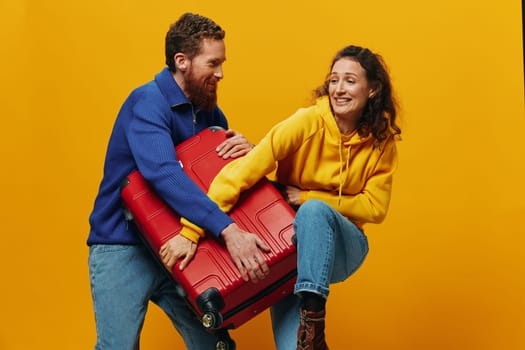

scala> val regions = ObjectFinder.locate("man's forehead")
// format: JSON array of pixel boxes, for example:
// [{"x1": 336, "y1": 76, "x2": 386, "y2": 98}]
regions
[{"x1": 197, "y1": 38, "x2": 226, "y2": 61}]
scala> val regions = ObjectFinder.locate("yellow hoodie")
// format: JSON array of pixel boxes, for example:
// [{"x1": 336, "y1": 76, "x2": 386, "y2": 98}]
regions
[{"x1": 180, "y1": 96, "x2": 398, "y2": 242}]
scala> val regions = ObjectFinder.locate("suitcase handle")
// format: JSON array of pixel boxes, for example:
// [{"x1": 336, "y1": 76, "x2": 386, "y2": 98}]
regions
[{"x1": 208, "y1": 125, "x2": 225, "y2": 132}]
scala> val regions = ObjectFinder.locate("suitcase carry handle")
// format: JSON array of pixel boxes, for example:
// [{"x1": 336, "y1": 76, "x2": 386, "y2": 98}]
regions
[{"x1": 208, "y1": 125, "x2": 225, "y2": 132}]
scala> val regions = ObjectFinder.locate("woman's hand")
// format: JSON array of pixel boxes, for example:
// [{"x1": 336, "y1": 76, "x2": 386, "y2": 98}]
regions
[
  {"x1": 284, "y1": 185, "x2": 301, "y2": 207},
  {"x1": 159, "y1": 235, "x2": 197, "y2": 271},
  {"x1": 216, "y1": 129, "x2": 254, "y2": 159}
]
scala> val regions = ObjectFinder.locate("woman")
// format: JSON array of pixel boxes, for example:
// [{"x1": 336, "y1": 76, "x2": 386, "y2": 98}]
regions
[{"x1": 171, "y1": 45, "x2": 401, "y2": 349}]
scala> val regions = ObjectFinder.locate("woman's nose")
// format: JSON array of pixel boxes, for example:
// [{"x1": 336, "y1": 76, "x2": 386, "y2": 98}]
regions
[{"x1": 335, "y1": 80, "x2": 345, "y2": 93}]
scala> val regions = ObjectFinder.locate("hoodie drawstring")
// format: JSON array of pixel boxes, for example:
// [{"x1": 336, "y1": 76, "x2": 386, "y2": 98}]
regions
[{"x1": 338, "y1": 140, "x2": 351, "y2": 206}]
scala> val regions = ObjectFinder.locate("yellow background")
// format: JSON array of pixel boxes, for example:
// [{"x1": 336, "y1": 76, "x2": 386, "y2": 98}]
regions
[{"x1": 1, "y1": 0, "x2": 524, "y2": 349}]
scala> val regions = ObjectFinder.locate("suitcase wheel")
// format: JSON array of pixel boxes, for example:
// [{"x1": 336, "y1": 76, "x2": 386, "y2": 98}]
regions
[
  {"x1": 215, "y1": 330, "x2": 236, "y2": 350},
  {"x1": 201, "y1": 310, "x2": 223, "y2": 329},
  {"x1": 215, "y1": 339, "x2": 235, "y2": 350},
  {"x1": 197, "y1": 287, "x2": 225, "y2": 328}
]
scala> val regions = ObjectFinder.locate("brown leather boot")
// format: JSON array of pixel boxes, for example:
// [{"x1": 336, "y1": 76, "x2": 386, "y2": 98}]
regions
[{"x1": 296, "y1": 308, "x2": 329, "y2": 350}]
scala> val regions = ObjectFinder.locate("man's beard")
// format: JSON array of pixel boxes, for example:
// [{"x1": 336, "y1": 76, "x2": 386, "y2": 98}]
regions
[{"x1": 184, "y1": 68, "x2": 218, "y2": 112}]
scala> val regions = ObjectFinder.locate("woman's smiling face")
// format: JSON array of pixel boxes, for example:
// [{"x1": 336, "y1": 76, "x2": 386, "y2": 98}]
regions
[{"x1": 328, "y1": 58, "x2": 375, "y2": 122}]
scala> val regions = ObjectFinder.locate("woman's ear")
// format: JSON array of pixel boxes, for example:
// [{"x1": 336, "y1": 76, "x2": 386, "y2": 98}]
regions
[
  {"x1": 369, "y1": 83, "x2": 381, "y2": 99},
  {"x1": 174, "y1": 53, "x2": 188, "y2": 71}
]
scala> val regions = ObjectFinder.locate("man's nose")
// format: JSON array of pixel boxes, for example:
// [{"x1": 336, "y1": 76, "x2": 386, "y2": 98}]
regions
[{"x1": 214, "y1": 65, "x2": 224, "y2": 80}]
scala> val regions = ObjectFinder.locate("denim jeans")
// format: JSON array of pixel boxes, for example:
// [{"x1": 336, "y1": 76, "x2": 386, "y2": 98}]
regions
[
  {"x1": 88, "y1": 244, "x2": 218, "y2": 350},
  {"x1": 270, "y1": 199, "x2": 369, "y2": 350}
]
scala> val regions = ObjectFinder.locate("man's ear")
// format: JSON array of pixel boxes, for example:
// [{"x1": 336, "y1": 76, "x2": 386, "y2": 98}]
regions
[{"x1": 174, "y1": 53, "x2": 188, "y2": 71}]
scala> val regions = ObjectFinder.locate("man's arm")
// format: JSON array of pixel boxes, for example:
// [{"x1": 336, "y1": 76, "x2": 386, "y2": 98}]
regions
[{"x1": 159, "y1": 128, "x2": 270, "y2": 283}]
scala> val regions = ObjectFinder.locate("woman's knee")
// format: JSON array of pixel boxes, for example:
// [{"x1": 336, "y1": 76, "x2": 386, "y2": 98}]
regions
[
  {"x1": 294, "y1": 200, "x2": 335, "y2": 240},
  {"x1": 296, "y1": 200, "x2": 333, "y2": 220}
]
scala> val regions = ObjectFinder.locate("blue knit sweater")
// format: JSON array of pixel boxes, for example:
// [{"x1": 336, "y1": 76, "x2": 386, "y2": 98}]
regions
[{"x1": 87, "y1": 68, "x2": 234, "y2": 245}]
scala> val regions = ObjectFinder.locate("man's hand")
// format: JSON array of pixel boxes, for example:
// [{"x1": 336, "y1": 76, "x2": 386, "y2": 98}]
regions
[
  {"x1": 216, "y1": 129, "x2": 254, "y2": 159},
  {"x1": 221, "y1": 223, "x2": 271, "y2": 283},
  {"x1": 159, "y1": 235, "x2": 197, "y2": 271}
]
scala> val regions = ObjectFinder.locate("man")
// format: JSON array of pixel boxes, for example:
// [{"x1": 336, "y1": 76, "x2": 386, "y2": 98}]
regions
[{"x1": 87, "y1": 13, "x2": 269, "y2": 349}]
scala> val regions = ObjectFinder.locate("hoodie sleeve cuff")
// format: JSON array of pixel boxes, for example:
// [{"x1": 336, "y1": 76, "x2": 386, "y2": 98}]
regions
[
  {"x1": 180, "y1": 217, "x2": 206, "y2": 243},
  {"x1": 299, "y1": 190, "x2": 309, "y2": 204}
]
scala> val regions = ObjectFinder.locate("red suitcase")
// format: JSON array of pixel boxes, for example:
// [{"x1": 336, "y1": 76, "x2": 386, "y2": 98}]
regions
[{"x1": 120, "y1": 127, "x2": 297, "y2": 334}]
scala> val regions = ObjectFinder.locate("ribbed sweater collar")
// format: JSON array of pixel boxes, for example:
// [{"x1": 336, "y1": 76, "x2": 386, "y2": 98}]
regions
[{"x1": 154, "y1": 67, "x2": 191, "y2": 108}]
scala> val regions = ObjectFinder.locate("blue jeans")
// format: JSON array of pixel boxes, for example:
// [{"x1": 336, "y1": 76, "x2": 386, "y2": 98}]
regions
[
  {"x1": 270, "y1": 200, "x2": 369, "y2": 350},
  {"x1": 88, "y1": 244, "x2": 218, "y2": 350}
]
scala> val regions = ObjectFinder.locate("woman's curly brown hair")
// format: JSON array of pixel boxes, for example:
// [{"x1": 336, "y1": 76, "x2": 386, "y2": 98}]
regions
[{"x1": 314, "y1": 45, "x2": 401, "y2": 146}]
